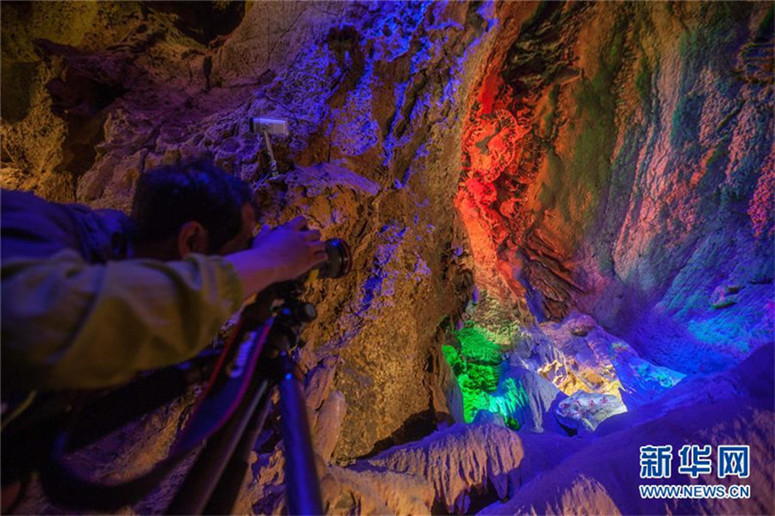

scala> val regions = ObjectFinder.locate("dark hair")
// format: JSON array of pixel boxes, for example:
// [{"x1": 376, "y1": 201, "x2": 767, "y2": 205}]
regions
[{"x1": 131, "y1": 159, "x2": 254, "y2": 253}]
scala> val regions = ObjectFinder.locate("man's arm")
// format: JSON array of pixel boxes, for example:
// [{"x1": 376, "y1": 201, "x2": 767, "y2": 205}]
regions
[
  {"x1": 1, "y1": 214, "x2": 328, "y2": 391},
  {"x1": 224, "y1": 216, "x2": 328, "y2": 295},
  {"x1": 1, "y1": 250, "x2": 245, "y2": 390}
]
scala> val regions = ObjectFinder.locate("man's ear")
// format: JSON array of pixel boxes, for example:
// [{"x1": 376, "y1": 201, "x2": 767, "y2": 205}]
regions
[{"x1": 177, "y1": 221, "x2": 209, "y2": 257}]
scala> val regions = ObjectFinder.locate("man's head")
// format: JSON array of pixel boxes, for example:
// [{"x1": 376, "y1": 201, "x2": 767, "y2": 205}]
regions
[{"x1": 131, "y1": 159, "x2": 256, "y2": 260}]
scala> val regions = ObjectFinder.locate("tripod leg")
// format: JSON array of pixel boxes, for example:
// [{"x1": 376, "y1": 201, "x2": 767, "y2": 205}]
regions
[
  {"x1": 203, "y1": 388, "x2": 274, "y2": 515},
  {"x1": 278, "y1": 349, "x2": 324, "y2": 516},
  {"x1": 165, "y1": 380, "x2": 268, "y2": 515}
]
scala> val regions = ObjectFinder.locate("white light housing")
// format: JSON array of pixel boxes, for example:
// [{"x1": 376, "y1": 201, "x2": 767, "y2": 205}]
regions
[{"x1": 250, "y1": 117, "x2": 289, "y2": 137}]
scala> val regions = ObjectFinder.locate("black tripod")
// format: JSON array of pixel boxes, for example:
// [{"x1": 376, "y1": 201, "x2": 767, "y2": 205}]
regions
[
  {"x1": 38, "y1": 288, "x2": 325, "y2": 515},
  {"x1": 167, "y1": 294, "x2": 324, "y2": 515}
]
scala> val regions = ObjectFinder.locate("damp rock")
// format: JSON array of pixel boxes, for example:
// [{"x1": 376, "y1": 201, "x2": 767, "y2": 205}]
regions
[{"x1": 555, "y1": 391, "x2": 627, "y2": 433}]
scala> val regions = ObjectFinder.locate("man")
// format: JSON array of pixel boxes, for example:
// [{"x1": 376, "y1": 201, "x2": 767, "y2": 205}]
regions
[
  {"x1": 1, "y1": 159, "x2": 328, "y2": 511},
  {"x1": 1, "y1": 158, "x2": 327, "y2": 390}
]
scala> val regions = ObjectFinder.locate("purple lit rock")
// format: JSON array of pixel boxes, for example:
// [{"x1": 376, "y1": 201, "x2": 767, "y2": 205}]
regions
[{"x1": 472, "y1": 409, "x2": 506, "y2": 427}]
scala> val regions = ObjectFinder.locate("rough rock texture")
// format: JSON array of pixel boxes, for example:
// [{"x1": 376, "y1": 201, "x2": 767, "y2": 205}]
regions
[
  {"x1": 317, "y1": 345, "x2": 773, "y2": 516},
  {"x1": 555, "y1": 390, "x2": 627, "y2": 433},
  {"x1": 2, "y1": 1, "x2": 773, "y2": 515},
  {"x1": 511, "y1": 312, "x2": 685, "y2": 408},
  {"x1": 359, "y1": 423, "x2": 525, "y2": 514},
  {"x1": 15, "y1": 386, "x2": 204, "y2": 515},
  {"x1": 481, "y1": 344, "x2": 775, "y2": 516},
  {"x1": 249, "y1": 344, "x2": 772, "y2": 516},
  {"x1": 245, "y1": 446, "x2": 436, "y2": 515},
  {"x1": 489, "y1": 365, "x2": 566, "y2": 433},
  {"x1": 358, "y1": 423, "x2": 583, "y2": 514},
  {"x1": 246, "y1": 422, "x2": 576, "y2": 515},
  {"x1": 2, "y1": 1, "x2": 499, "y2": 462},
  {"x1": 456, "y1": 1, "x2": 774, "y2": 374}
]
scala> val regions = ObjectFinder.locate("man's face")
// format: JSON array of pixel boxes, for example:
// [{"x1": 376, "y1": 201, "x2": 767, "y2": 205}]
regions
[{"x1": 217, "y1": 203, "x2": 256, "y2": 255}]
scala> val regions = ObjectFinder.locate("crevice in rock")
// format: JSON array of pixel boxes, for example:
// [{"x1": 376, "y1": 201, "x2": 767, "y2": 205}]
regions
[{"x1": 140, "y1": 1, "x2": 245, "y2": 46}]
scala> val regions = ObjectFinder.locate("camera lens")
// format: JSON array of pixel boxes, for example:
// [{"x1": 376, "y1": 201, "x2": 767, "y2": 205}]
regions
[{"x1": 318, "y1": 238, "x2": 351, "y2": 279}]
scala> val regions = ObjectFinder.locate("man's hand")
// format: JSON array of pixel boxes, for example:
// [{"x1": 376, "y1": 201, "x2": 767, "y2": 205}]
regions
[
  {"x1": 224, "y1": 216, "x2": 328, "y2": 297},
  {"x1": 251, "y1": 216, "x2": 328, "y2": 282}
]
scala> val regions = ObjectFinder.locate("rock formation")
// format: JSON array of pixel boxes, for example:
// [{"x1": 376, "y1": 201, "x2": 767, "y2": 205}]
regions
[
  {"x1": 457, "y1": 1, "x2": 773, "y2": 376},
  {"x1": 2, "y1": 1, "x2": 772, "y2": 515}
]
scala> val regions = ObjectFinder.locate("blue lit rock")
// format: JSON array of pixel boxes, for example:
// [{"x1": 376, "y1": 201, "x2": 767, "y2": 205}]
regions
[
  {"x1": 481, "y1": 344, "x2": 775, "y2": 515},
  {"x1": 489, "y1": 365, "x2": 567, "y2": 433},
  {"x1": 472, "y1": 410, "x2": 506, "y2": 427},
  {"x1": 517, "y1": 312, "x2": 685, "y2": 410},
  {"x1": 555, "y1": 391, "x2": 627, "y2": 433},
  {"x1": 608, "y1": 341, "x2": 686, "y2": 409}
]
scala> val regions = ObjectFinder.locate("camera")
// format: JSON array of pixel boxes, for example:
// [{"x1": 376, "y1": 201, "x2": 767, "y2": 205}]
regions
[
  {"x1": 270, "y1": 237, "x2": 352, "y2": 306},
  {"x1": 317, "y1": 238, "x2": 352, "y2": 279}
]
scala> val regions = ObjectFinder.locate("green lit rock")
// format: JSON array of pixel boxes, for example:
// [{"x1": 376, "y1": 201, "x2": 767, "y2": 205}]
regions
[
  {"x1": 442, "y1": 345, "x2": 465, "y2": 376},
  {"x1": 464, "y1": 363, "x2": 500, "y2": 392},
  {"x1": 456, "y1": 325, "x2": 503, "y2": 365},
  {"x1": 448, "y1": 323, "x2": 506, "y2": 423},
  {"x1": 458, "y1": 384, "x2": 491, "y2": 423},
  {"x1": 493, "y1": 368, "x2": 567, "y2": 433}
]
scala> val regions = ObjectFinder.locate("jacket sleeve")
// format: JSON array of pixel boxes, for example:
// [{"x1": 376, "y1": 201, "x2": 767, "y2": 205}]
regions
[{"x1": 1, "y1": 249, "x2": 245, "y2": 390}]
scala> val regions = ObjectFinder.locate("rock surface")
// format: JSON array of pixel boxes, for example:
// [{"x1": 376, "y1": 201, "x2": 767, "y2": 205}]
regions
[
  {"x1": 488, "y1": 364, "x2": 567, "y2": 433},
  {"x1": 358, "y1": 423, "x2": 579, "y2": 514},
  {"x1": 456, "y1": 1, "x2": 774, "y2": 374},
  {"x1": 481, "y1": 344, "x2": 775, "y2": 516},
  {"x1": 511, "y1": 312, "x2": 685, "y2": 408},
  {"x1": 2, "y1": 0, "x2": 497, "y2": 462},
  {"x1": 2, "y1": 1, "x2": 772, "y2": 515},
  {"x1": 555, "y1": 390, "x2": 627, "y2": 433}
]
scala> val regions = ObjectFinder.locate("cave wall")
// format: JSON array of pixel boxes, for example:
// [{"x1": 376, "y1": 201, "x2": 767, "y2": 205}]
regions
[
  {"x1": 1, "y1": 0, "x2": 514, "y2": 460},
  {"x1": 457, "y1": 1, "x2": 774, "y2": 373},
  {"x1": 2, "y1": 0, "x2": 771, "y2": 457},
  {"x1": 2, "y1": 0, "x2": 772, "y2": 471},
  {"x1": 2, "y1": 1, "x2": 774, "y2": 514}
]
